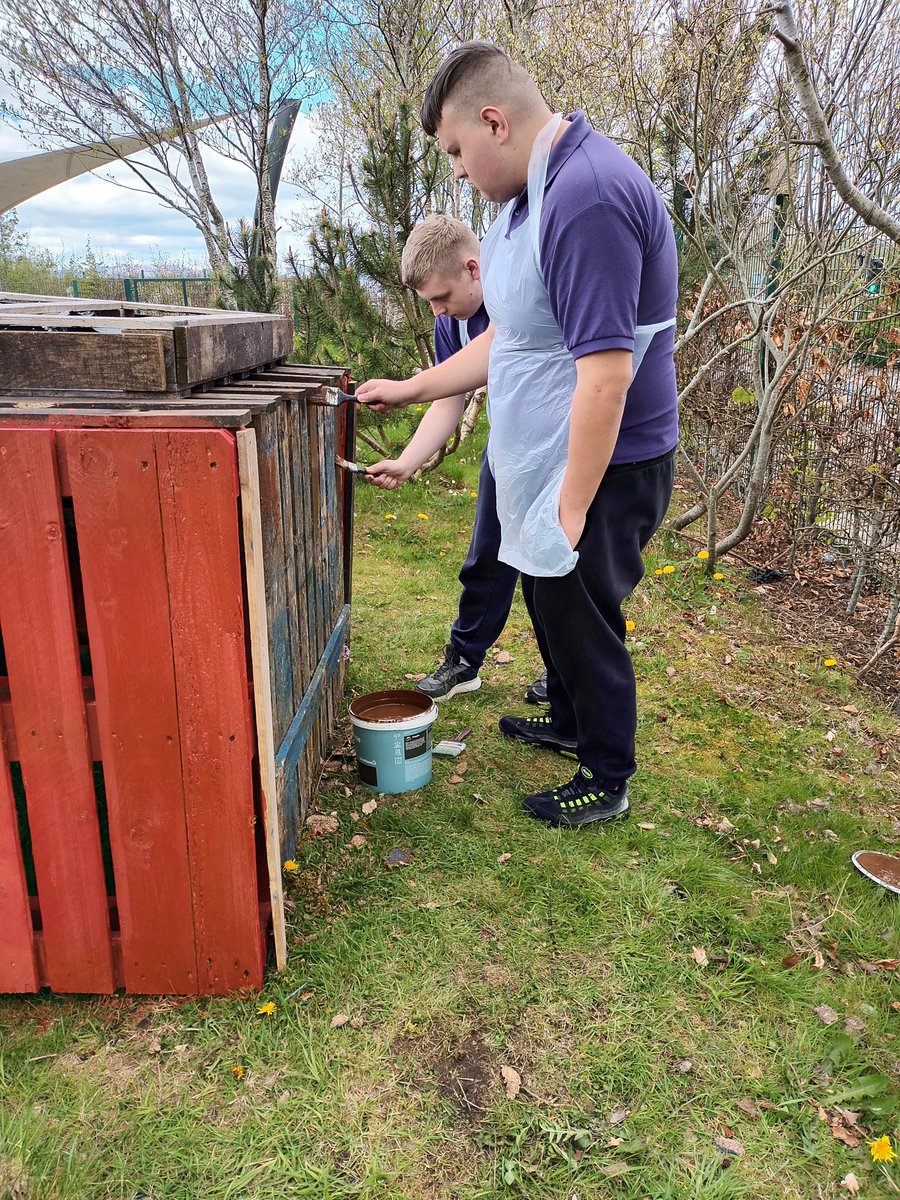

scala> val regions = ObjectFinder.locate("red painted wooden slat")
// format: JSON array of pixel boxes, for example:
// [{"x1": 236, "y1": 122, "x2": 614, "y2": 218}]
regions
[
  {"x1": 66, "y1": 430, "x2": 199, "y2": 993},
  {"x1": 0, "y1": 429, "x2": 114, "y2": 992},
  {"x1": 0, "y1": 734, "x2": 40, "y2": 991},
  {"x1": 155, "y1": 430, "x2": 264, "y2": 993}
]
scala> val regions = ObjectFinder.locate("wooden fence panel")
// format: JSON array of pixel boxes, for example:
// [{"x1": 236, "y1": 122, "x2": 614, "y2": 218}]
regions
[
  {"x1": 66, "y1": 430, "x2": 198, "y2": 993},
  {"x1": 0, "y1": 736, "x2": 40, "y2": 992},
  {"x1": 155, "y1": 430, "x2": 264, "y2": 992},
  {"x1": 0, "y1": 428, "x2": 115, "y2": 993}
]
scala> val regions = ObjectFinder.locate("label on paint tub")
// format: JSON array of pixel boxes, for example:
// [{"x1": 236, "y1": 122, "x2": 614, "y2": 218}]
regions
[
  {"x1": 357, "y1": 758, "x2": 378, "y2": 786},
  {"x1": 404, "y1": 729, "x2": 431, "y2": 760}
]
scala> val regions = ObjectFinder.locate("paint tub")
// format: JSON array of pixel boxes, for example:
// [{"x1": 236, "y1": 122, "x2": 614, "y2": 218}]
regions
[{"x1": 349, "y1": 689, "x2": 438, "y2": 793}]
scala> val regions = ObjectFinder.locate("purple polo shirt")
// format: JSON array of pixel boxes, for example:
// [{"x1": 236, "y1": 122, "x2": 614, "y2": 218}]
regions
[
  {"x1": 502, "y1": 111, "x2": 678, "y2": 464},
  {"x1": 434, "y1": 303, "x2": 490, "y2": 364}
]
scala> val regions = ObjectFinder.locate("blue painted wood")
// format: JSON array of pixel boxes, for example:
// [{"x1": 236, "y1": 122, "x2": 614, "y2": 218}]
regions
[{"x1": 275, "y1": 603, "x2": 350, "y2": 846}]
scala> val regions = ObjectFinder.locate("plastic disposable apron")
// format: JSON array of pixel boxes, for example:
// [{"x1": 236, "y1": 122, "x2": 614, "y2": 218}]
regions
[{"x1": 480, "y1": 113, "x2": 674, "y2": 577}]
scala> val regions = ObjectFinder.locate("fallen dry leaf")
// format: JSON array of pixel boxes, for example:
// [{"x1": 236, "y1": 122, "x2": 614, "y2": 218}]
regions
[
  {"x1": 715, "y1": 1136, "x2": 744, "y2": 1157},
  {"x1": 403, "y1": 672, "x2": 427, "y2": 681},
  {"x1": 330, "y1": 1014, "x2": 350, "y2": 1028},
  {"x1": 350, "y1": 1016, "x2": 364, "y2": 1029},
  {"x1": 448, "y1": 774, "x2": 464, "y2": 785},
  {"x1": 495, "y1": 650, "x2": 512, "y2": 664},
  {"x1": 306, "y1": 814, "x2": 339, "y2": 837},
  {"x1": 599, "y1": 1163, "x2": 630, "y2": 1178},
  {"x1": 456, "y1": 761, "x2": 468, "y2": 775},
  {"x1": 839, "y1": 1172, "x2": 861, "y2": 1195},
  {"x1": 500, "y1": 1065, "x2": 522, "y2": 1099},
  {"x1": 737, "y1": 1099, "x2": 759, "y2": 1118},
  {"x1": 349, "y1": 835, "x2": 367, "y2": 848},
  {"x1": 361, "y1": 799, "x2": 378, "y2": 816},
  {"x1": 692, "y1": 946, "x2": 710, "y2": 968},
  {"x1": 844, "y1": 1014, "x2": 866, "y2": 1037},
  {"x1": 608, "y1": 1106, "x2": 627, "y2": 1126},
  {"x1": 815, "y1": 1004, "x2": 840, "y2": 1026},
  {"x1": 782, "y1": 953, "x2": 802, "y2": 968},
  {"x1": 497, "y1": 853, "x2": 512, "y2": 863},
  {"x1": 716, "y1": 816, "x2": 736, "y2": 834},
  {"x1": 638, "y1": 822, "x2": 656, "y2": 831}
]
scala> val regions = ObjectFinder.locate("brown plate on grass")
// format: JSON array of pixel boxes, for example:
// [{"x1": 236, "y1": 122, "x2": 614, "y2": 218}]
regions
[{"x1": 852, "y1": 850, "x2": 900, "y2": 896}]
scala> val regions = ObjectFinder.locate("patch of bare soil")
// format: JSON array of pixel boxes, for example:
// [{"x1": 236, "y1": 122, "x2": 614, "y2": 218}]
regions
[{"x1": 432, "y1": 1031, "x2": 498, "y2": 1125}]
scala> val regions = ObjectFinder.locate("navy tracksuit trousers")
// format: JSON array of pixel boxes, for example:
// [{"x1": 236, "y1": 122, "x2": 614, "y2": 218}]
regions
[{"x1": 450, "y1": 447, "x2": 674, "y2": 787}]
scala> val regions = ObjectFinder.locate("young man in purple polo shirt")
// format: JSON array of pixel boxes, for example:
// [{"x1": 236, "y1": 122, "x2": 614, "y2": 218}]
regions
[
  {"x1": 366, "y1": 214, "x2": 546, "y2": 703},
  {"x1": 359, "y1": 44, "x2": 678, "y2": 828}
]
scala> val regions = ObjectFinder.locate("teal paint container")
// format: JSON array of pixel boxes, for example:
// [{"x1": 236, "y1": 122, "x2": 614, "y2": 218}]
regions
[{"x1": 349, "y1": 689, "x2": 438, "y2": 794}]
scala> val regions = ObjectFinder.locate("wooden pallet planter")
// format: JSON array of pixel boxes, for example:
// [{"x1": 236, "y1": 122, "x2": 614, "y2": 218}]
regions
[{"x1": 0, "y1": 295, "x2": 356, "y2": 994}]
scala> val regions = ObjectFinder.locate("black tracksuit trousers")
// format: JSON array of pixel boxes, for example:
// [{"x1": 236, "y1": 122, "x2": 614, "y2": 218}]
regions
[{"x1": 521, "y1": 449, "x2": 675, "y2": 787}]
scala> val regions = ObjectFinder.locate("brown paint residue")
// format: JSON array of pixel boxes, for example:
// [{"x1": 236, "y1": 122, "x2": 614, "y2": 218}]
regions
[
  {"x1": 855, "y1": 851, "x2": 900, "y2": 890},
  {"x1": 349, "y1": 689, "x2": 435, "y2": 724}
]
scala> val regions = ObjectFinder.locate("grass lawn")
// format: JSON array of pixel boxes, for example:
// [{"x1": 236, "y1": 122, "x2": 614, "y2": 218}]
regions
[{"x1": 2, "y1": 425, "x2": 899, "y2": 1200}]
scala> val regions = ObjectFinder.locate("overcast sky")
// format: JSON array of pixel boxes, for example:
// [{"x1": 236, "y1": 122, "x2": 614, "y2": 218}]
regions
[{"x1": 0, "y1": 113, "x2": 322, "y2": 271}]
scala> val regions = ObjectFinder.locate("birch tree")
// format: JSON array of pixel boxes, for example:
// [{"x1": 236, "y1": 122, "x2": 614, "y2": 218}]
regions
[{"x1": 0, "y1": 0, "x2": 317, "y2": 297}]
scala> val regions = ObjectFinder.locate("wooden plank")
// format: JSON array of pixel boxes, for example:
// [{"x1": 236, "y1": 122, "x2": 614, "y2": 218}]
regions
[
  {"x1": 340, "y1": 401, "x2": 358, "y2": 604},
  {"x1": 275, "y1": 606, "x2": 350, "y2": 792},
  {"x1": 236, "y1": 429, "x2": 287, "y2": 971},
  {"x1": 0, "y1": 408, "x2": 253, "y2": 428},
  {"x1": 0, "y1": 394, "x2": 279, "y2": 413},
  {"x1": 0, "y1": 429, "x2": 115, "y2": 993},
  {"x1": 0, "y1": 313, "x2": 288, "y2": 330},
  {"x1": 0, "y1": 734, "x2": 40, "y2": 992},
  {"x1": 2, "y1": 694, "x2": 100, "y2": 760},
  {"x1": 252, "y1": 410, "x2": 293, "y2": 750},
  {"x1": 0, "y1": 331, "x2": 173, "y2": 393},
  {"x1": 66, "y1": 430, "x2": 199, "y2": 993},
  {"x1": 156, "y1": 430, "x2": 263, "y2": 993},
  {"x1": 172, "y1": 319, "x2": 293, "y2": 388}
]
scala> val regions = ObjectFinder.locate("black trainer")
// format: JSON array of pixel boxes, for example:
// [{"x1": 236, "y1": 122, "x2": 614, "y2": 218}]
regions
[
  {"x1": 523, "y1": 765, "x2": 630, "y2": 828},
  {"x1": 498, "y1": 711, "x2": 577, "y2": 756},
  {"x1": 525, "y1": 670, "x2": 548, "y2": 705},
  {"x1": 415, "y1": 643, "x2": 482, "y2": 701}
]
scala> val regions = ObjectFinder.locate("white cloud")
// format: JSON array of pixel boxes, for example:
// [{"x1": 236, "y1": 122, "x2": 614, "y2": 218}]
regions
[{"x1": 0, "y1": 112, "x2": 322, "y2": 270}]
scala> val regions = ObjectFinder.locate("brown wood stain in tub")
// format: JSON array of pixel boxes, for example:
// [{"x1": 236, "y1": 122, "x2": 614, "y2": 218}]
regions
[
  {"x1": 853, "y1": 851, "x2": 900, "y2": 892},
  {"x1": 349, "y1": 689, "x2": 435, "y2": 724}
]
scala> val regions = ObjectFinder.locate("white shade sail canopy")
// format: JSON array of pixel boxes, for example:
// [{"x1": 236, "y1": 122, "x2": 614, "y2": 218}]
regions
[{"x1": 0, "y1": 114, "x2": 230, "y2": 213}]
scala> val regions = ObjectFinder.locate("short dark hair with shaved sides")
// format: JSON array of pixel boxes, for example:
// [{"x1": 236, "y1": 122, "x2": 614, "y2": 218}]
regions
[{"x1": 420, "y1": 42, "x2": 514, "y2": 136}]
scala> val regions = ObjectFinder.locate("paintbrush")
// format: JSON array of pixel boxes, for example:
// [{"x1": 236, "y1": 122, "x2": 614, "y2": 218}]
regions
[
  {"x1": 308, "y1": 387, "x2": 375, "y2": 408},
  {"x1": 335, "y1": 454, "x2": 374, "y2": 479}
]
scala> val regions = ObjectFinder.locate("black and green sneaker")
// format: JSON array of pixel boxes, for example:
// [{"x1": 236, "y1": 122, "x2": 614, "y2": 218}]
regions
[
  {"x1": 523, "y1": 765, "x2": 630, "y2": 828},
  {"x1": 498, "y1": 711, "x2": 577, "y2": 756}
]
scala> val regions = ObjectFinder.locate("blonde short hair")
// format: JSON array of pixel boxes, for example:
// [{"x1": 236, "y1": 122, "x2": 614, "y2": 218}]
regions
[{"x1": 401, "y1": 215, "x2": 480, "y2": 291}]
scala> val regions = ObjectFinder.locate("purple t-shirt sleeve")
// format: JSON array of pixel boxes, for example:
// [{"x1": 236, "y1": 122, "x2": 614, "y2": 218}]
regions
[
  {"x1": 434, "y1": 316, "x2": 462, "y2": 365},
  {"x1": 542, "y1": 202, "x2": 643, "y2": 359}
]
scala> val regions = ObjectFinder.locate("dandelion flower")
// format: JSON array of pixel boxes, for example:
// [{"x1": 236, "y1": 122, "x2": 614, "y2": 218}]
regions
[
  {"x1": 823, "y1": 658, "x2": 837, "y2": 668},
  {"x1": 625, "y1": 619, "x2": 636, "y2": 632},
  {"x1": 654, "y1": 568, "x2": 664, "y2": 576},
  {"x1": 257, "y1": 1001, "x2": 276, "y2": 1016},
  {"x1": 417, "y1": 513, "x2": 429, "y2": 520},
  {"x1": 384, "y1": 513, "x2": 396, "y2": 521},
  {"x1": 470, "y1": 491, "x2": 478, "y2": 498},
  {"x1": 869, "y1": 1136, "x2": 896, "y2": 1163},
  {"x1": 283, "y1": 859, "x2": 299, "y2": 873},
  {"x1": 662, "y1": 565, "x2": 676, "y2": 575},
  {"x1": 415, "y1": 404, "x2": 424, "y2": 412},
  {"x1": 231, "y1": 1064, "x2": 245, "y2": 1080},
  {"x1": 713, "y1": 572, "x2": 725, "y2": 580},
  {"x1": 697, "y1": 550, "x2": 710, "y2": 560}
]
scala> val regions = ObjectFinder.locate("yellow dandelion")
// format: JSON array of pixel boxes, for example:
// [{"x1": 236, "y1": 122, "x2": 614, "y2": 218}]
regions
[
  {"x1": 823, "y1": 658, "x2": 837, "y2": 668},
  {"x1": 697, "y1": 550, "x2": 710, "y2": 560},
  {"x1": 470, "y1": 491, "x2": 478, "y2": 498},
  {"x1": 384, "y1": 513, "x2": 396, "y2": 521},
  {"x1": 625, "y1": 619, "x2": 636, "y2": 632},
  {"x1": 417, "y1": 513, "x2": 429, "y2": 520},
  {"x1": 713, "y1": 572, "x2": 725, "y2": 580},
  {"x1": 231, "y1": 1064, "x2": 245, "y2": 1080},
  {"x1": 257, "y1": 1001, "x2": 276, "y2": 1016},
  {"x1": 415, "y1": 404, "x2": 424, "y2": 412},
  {"x1": 654, "y1": 568, "x2": 664, "y2": 576},
  {"x1": 662, "y1": 565, "x2": 676, "y2": 575},
  {"x1": 869, "y1": 1136, "x2": 896, "y2": 1163},
  {"x1": 283, "y1": 859, "x2": 299, "y2": 873}
]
